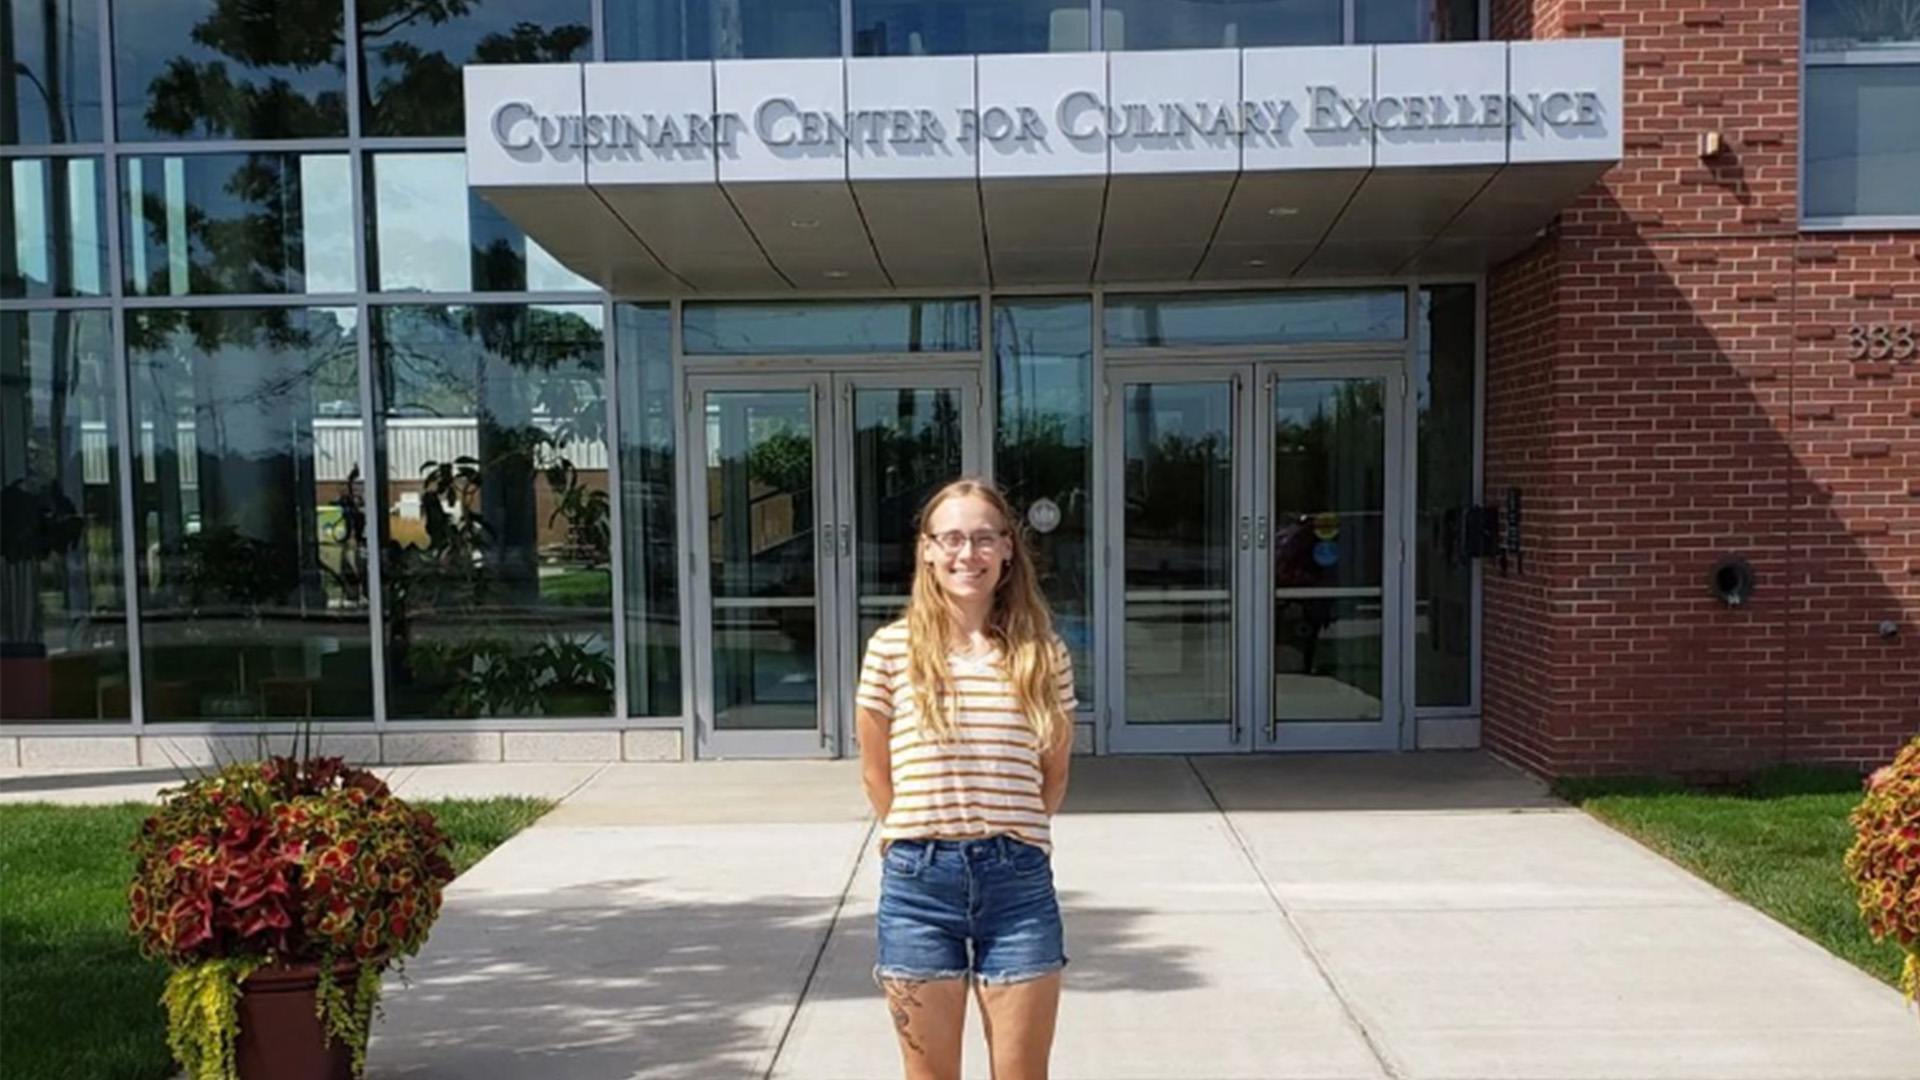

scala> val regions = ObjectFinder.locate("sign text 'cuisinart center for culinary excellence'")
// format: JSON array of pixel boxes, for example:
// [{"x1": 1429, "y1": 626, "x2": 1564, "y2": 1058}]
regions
[{"x1": 491, "y1": 85, "x2": 1606, "y2": 154}]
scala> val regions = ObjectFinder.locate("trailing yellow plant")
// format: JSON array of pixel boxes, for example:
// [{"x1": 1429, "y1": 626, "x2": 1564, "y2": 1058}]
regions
[
  {"x1": 161, "y1": 958, "x2": 262, "y2": 1080},
  {"x1": 129, "y1": 752, "x2": 457, "y2": 1078},
  {"x1": 1844, "y1": 736, "x2": 1920, "y2": 1012}
]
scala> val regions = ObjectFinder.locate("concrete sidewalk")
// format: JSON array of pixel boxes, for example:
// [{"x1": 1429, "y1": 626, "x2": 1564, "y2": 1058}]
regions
[{"x1": 8, "y1": 753, "x2": 1918, "y2": 1077}]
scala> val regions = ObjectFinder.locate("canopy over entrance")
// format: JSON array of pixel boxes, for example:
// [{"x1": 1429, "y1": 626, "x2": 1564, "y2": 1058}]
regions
[{"x1": 463, "y1": 41, "x2": 1622, "y2": 294}]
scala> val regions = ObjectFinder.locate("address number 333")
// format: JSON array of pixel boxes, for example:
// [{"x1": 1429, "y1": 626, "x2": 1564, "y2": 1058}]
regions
[{"x1": 1848, "y1": 323, "x2": 1917, "y2": 361}]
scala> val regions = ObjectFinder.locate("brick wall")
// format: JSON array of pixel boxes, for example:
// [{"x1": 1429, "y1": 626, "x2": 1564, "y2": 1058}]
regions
[{"x1": 1485, "y1": 0, "x2": 1920, "y2": 776}]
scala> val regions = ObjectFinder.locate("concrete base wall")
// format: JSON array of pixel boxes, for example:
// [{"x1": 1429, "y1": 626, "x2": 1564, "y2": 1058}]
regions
[{"x1": 10, "y1": 729, "x2": 689, "y2": 769}]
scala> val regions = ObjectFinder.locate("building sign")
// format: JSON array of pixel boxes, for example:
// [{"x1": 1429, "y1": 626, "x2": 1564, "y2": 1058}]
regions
[
  {"x1": 488, "y1": 86, "x2": 1607, "y2": 155},
  {"x1": 465, "y1": 42, "x2": 1624, "y2": 190}
]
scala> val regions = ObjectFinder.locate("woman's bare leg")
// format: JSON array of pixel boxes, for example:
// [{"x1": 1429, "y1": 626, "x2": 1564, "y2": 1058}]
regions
[
  {"x1": 881, "y1": 976, "x2": 969, "y2": 1080},
  {"x1": 974, "y1": 972, "x2": 1062, "y2": 1080}
]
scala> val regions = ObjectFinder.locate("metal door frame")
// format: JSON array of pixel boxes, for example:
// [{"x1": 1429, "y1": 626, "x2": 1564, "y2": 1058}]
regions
[
  {"x1": 686, "y1": 365, "x2": 986, "y2": 759},
  {"x1": 1101, "y1": 353, "x2": 1409, "y2": 754},
  {"x1": 1101, "y1": 361, "x2": 1255, "y2": 755},
  {"x1": 1250, "y1": 358, "x2": 1407, "y2": 753},
  {"x1": 685, "y1": 370, "x2": 837, "y2": 759},
  {"x1": 828, "y1": 366, "x2": 986, "y2": 756}
]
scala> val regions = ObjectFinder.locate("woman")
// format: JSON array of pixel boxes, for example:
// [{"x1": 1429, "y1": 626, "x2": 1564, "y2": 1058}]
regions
[{"x1": 856, "y1": 477, "x2": 1076, "y2": 1080}]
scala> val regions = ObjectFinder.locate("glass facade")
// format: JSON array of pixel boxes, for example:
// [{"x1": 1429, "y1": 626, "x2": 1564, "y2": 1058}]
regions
[
  {"x1": 3, "y1": 0, "x2": 106, "y2": 144},
  {"x1": 0, "y1": 310, "x2": 127, "y2": 721},
  {"x1": 5, "y1": 157, "x2": 108, "y2": 299},
  {"x1": 121, "y1": 153, "x2": 355, "y2": 296},
  {"x1": 1, "y1": 0, "x2": 1486, "y2": 740},
  {"x1": 130, "y1": 306, "x2": 372, "y2": 720},
  {"x1": 375, "y1": 304, "x2": 613, "y2": 719},
  {"x1": 1804, "y1": 0, "x2": 1920, "y2": 221},
  {"x1": 993, "y1": 299, "x2": 1093, "y2": 700},
  {"x1": 1414, "y1": 285, "x2": 1475, "y2": 708}
]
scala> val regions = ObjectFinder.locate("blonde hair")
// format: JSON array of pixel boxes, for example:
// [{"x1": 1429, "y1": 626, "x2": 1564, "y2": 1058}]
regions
[{"x1": 905, "y1": 478, "x2": 1069, "y2": 753}]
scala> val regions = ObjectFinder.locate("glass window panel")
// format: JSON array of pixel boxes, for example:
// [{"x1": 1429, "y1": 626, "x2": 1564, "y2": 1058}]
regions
[
  {"x1": 1414, "y1": 285, "x2": 1475, "y2": 708},
  {"x1": 853, "y1": 0, "x2": 1088, "y2": 56},
  {"x1": 1357, "y1": 0, "x2": 1422, "y2": 43},
  {"x1": 1271, "y1": 377, "x2": 1387, "y2": 723},
  {"x1": 1103, "y1": 0, "x2": 1339, "y2": 50},
  {"x1": 607, "y1": 0, "x2": 840, "y2": 60},
  {"x1": 1808, "y1": 0, "x2": 1920, "y2": 52},
  {"x1": 360, "y1": 0, "x2": 592, "y2": 137},
  {"x1": 120, "y1": 152, "x2": 354, "y2": 297},
  {"x1": 375, "y1": 304, "x2": 614, "y2": 719},
  {"x1": 1120, "y1": 380, "x2": 1235, "y2": 724},
  {"x1": 993, "y1": 299, "x2": 1093, "y2": 705},
  {"x1": 368, "y1": 152, "x2": 592, "y2": 294},
  {"x1": 1105, "y1": 289, "x2": 1407, "y2": 348},
  {"x1": 1805, "y1": 66, "x2": 1920, "y2": 219},
  {"x1": 4, "y1": 0, "x2": 106, "y2": 144},
  {"x1": 616, "y1": 304, "x2": 681, "y2": 717},
  {"x1": 129, "y1": 307, "x2": 371, "y2": 721},
  {"x1": 111, "y1": 0, "x2": 347, "y2": 140},
  {"x1": 1, "y1": 311, "x2": 128, "y2": 722},
  {"x1": 683, "y1": 299, "x2": 981, "y2": 355},
  {"x1": 4, "y1": 158, "x2": 108, "y2": 298}
]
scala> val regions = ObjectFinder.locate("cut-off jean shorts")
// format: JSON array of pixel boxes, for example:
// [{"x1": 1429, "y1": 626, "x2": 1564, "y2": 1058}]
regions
[{"x1": 875, "y1": 835, "x2": 1068, "y2": 987}]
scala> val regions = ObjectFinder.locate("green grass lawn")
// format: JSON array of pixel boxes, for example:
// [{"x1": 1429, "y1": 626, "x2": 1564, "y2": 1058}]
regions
[
  {"x1": 1557, "y1": 766, "x2": 1909, "y2": 989},
  {"x1": 0, "y1": 796, "x2": 551, "y2": 1080}
]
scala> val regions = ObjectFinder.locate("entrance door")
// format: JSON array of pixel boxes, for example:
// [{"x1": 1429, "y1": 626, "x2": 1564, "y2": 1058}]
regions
[
  {"x1": 1104, "y1": 360, "x2": 1404, "y2": 754},
  {"x1": 687, "y1": 368, "x2": 981, "y2": 758}
]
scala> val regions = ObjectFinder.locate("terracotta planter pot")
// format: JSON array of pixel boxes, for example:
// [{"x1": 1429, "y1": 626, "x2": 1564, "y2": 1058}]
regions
[{"x1": 234, "y1": 962, "x2": 362, "y2": 1080}]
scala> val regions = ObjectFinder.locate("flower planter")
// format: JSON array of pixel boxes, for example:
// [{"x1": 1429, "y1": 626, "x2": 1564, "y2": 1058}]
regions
[{"x1": 234, "y1": 962, "x2": 362, "y2": 1080}]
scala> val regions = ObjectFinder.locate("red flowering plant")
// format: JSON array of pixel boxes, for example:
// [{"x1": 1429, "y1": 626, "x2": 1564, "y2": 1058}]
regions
[
  {"x1": 1844, "y1": 736, "x2": 1920, "y2": 1015},
  {"x1": 128, "y1": 754, "x2": 457, "y2": 1080}
]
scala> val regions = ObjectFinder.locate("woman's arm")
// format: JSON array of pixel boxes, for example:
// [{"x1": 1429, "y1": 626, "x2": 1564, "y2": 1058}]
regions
[
  {"x1": 1040, "y1": 725, "x2": 1072, "y2": 816},
  {"x1": 857, "y1": 705, "x2": 894, "y2": 820}
]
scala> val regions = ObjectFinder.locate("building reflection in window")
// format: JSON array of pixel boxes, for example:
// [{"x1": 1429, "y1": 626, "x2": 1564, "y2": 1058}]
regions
[
  {"x1": 615, "y1": 304, "x2": 681, "y2": 718},
  {"x1": 4, "y1": 0, "x2": 106, "y2": 144},
  {"x1": 1102, "y1": 0, "x2": 1340, "y2": 50},
  {"x1": 375, "y1": 304, "x2": 614, "y2": 719},
  {"x1": 121, "y1": 152, "x2": 354, "y2": 297},
  {"x1": 129, "y1": 306, "x2": 372, "y2": 721},
  {"x1": 368, "y1": 153, "x2": 592, "y2": 294},
  {"x1": 4, "y1": 157, "x2": 108, "y2": 299},
  {"x1": 606, "y1": 0, "x2": 839, "y2": 61},
  {"x1": 852, "y1": 0, "x2": 1088, "y2": 55},
  {"x1": 0, "y1": 311, "x2": 129, "y2": 721}
]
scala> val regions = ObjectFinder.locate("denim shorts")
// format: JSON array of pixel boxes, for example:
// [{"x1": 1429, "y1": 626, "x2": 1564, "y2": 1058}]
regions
[{"x1": 875, "y1": 835, "x2": 1068, "y2": 986}]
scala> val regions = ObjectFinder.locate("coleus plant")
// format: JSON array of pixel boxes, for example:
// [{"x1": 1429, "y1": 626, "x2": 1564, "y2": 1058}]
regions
[
  {"x1": 1845, "y1": 737, "x2": 1920, "y2": 1014},
  {"x1": 128, "y1": 754, "x2": 457, "y2": 1079}
]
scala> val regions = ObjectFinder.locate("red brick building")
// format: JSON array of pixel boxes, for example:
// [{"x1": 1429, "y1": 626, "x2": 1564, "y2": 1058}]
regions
[{"x1": 1486, "y1": 0, "x2": 1920, "y2": 775}]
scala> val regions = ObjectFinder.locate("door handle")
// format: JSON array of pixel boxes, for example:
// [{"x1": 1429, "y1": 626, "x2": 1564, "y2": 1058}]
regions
[
  {"x1": 1256, "y1": 515, "x2": 1269, "y2": 549},
  {"x1": 1238, "y1": 514, "x2": 1251, "y2": 551},
  {"x1": 839, "y1": 523, "x2": 852, "y2": 558}
]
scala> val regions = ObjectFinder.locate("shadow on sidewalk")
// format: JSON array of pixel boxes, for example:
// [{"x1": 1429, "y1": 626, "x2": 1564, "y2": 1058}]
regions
[
  {"x1": 370, "y1": 881, "x2": 1198, "y2": 1080},
  {"x1": 1059, "y1": 751, "x2": 1561, "y2": 815}
]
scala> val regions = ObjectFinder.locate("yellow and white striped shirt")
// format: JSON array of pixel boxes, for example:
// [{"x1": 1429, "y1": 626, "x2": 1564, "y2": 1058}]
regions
[{"x1": 857, "y1": 620, "x2": 1076, "y2": 853}]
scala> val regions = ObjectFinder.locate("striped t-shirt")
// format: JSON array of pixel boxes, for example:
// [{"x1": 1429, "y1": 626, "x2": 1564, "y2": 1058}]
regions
[{"x1": 857, "y1": 620, "x2": 1077, "y2": 853}]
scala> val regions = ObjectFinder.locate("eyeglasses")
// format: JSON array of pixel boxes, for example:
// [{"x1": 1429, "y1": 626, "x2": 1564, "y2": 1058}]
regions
[{"x1": 925, "y1": 529, "x2": 1007, "y2": 555}]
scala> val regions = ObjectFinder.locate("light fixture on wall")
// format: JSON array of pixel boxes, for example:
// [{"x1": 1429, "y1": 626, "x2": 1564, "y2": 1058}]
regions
[
  {"x1": 1266, "y1": 206, "x2": 1300, "y2": 218},
  {"x1": 823, "y1": 269, "x2": 850, "y2": 279},
  {"x1": 1698, "y1": 131, "x2": 1726, "y2": 159},
  {"x1": 790, "y1": 218, "x2": 820, "y2": 229}
]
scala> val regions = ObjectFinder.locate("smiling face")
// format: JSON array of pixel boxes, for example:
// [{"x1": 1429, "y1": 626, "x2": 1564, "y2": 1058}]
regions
[{"x1": 920, "y1": 492, "x2": 1011, "y2": 608}]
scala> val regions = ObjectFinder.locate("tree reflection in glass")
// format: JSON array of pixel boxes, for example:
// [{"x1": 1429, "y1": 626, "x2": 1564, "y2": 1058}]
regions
[
  {"x1": 359, "y1": 0, "x2": 592, "y2": 137},
  {"x1": 375, "y1": 304, "x2": 613, "y2": 719}
]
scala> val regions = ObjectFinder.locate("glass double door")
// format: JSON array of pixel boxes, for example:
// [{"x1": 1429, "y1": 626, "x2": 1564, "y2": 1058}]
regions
[
  {"x1": 1104, "y1": 360, "x2": 1405, "y2": 753},
  {"x1": 687, "y1": 368, "x2": 982, "y2": 758}
]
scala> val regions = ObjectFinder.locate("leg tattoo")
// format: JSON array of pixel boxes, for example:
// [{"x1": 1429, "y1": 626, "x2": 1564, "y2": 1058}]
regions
[{"x1": 883, "y1": 979, "x2": 927, "y2": 1055}]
